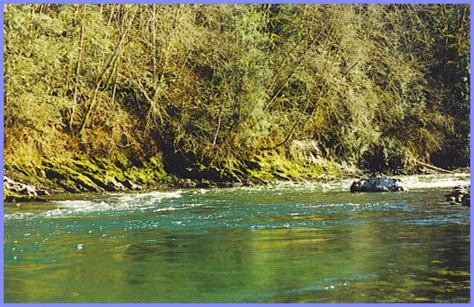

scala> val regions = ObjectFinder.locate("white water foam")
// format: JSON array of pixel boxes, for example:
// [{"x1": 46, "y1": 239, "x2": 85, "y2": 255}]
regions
[
  {"x1": 153, "y1": 203, "x2": 205, "y2": 213},
  {"x1": 400, "y1": 174, "x2": 470, "y2": 189},
  {"x1": 236, "y1": 174, "x2": 470, "y2": 192},
  {"x1": 110, "y1": 190, "x2": 182, "y2": 202},
  {"x1": 5, "y1": 190, "x2": 183, "y2": 220}
]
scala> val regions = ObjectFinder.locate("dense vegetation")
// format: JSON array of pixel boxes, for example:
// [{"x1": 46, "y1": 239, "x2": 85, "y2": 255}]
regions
[{"x1": 4, "y1": 4, "x2": 470, "y2": 191}]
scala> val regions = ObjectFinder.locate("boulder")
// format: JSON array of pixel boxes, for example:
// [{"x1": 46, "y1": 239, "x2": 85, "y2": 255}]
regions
[
  {"x1": 4, "y1": 176, "x2": 47, "y2": 202},
  {"x1": 462, "y1": 195, "x2": 470, "y2": 207},
  {"x1": 350, "y1": 175, "x2": 407, "y2": 193},
  {"x1": 445, "y1": 185, "x2": 470, "y2": 206}
]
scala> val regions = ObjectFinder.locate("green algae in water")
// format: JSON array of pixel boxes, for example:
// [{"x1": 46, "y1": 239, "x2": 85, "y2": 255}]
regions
[{"x1": 4, "y1": 177, "x2": 470, "y2": 302}]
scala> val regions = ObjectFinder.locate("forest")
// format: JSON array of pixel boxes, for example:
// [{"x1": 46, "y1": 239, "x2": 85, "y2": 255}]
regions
[{"x1": 3, "y1": 4, "x2": 470, "y2": 194}]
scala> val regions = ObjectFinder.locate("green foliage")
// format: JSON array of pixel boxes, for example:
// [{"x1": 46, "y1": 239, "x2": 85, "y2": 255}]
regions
[{"x1": 4, "y1": 4, "x2": 470, "y2": 184}]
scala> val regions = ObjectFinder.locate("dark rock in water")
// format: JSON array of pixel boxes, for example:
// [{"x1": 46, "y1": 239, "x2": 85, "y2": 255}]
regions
[
  {"x1": 445, "y1": 185, "x2": 470, "y2": 206},
  {"x1": 350, "y1": 175, "x2": 407, "y2": 193},
  {"x1": 462, "y1": 195, "x2": 470, "y2": 207}
]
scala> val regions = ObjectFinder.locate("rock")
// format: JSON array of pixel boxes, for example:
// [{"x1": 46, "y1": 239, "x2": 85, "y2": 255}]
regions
[
  {"x1": 215, "y1": 181, "x2": 242, "y2": 188},
  {"x1": 123, "y1": 179, "x2": 140, "y2": 190},
  {"x1": 60, "y1": 181, "x2": 81, "y2": 193},
  {"x1": 36, "y1": 189, "x2": 50, "y2": 196},
  {"x1": 4, "y1": 189, "x2": 46, "y2": 203},
  {"x1": 195, "y1": 180, "x2": 210, "y2": 188},
  {"x1": 350, "y1": 175, "x2": 407, "y2": 193},
  {"x1": 106, "y1": 178, "x2": 126, "y2": 191},
  {"x1": 176, "y1": 178, "x2": 197, "y2": 188},
  {"x1": 445, "y1": 185, "x2": 470, "y2": 206},
  {"x1": 196, "y1": 179, "x2": 218, "y2": 188},
  {"x1": 20, "y1": 184, "x2": 37, "y2": 196},
  {"x1": 462, "y1": 195, "x2": 470, "y2": 207},
  {"x1": 4, "y1": 176, "x2": 49, "y2": 202},
  {"x1": 4, "y1": 176, "x2": 16, "y2": 189}
]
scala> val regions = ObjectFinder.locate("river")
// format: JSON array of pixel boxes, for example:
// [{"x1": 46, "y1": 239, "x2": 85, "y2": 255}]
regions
[{"x1": 4, "y1": 174, "x2": 470, "y2": 302}]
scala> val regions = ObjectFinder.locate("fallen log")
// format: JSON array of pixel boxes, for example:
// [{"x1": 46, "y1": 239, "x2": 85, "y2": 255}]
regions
[{"x1": 414, "y1": 160, "x2": 455, "y2": 174}]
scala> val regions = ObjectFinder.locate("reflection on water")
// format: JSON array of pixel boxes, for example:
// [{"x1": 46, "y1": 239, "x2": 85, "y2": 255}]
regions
[{"x1": 4, "y1": 175, "x2": 470, "y2": 302}]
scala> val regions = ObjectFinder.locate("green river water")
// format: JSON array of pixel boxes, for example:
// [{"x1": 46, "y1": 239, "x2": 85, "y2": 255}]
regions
[{"x1": 4, "y1": 174, "x2": 471, "y2": 303}]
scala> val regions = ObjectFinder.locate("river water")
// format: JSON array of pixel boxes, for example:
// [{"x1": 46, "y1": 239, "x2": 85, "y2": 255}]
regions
[{"x1": 4, "y1": 174, "x2": 470, "y2": 303}]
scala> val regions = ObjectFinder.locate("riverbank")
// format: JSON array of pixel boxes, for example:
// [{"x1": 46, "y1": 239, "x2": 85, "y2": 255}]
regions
[
  {"x1": 3, "y1": 153, "x2": 349, "y2": 202},
  {"x1": 3, "y1": 152, "x2": 468, "y2": 203}
]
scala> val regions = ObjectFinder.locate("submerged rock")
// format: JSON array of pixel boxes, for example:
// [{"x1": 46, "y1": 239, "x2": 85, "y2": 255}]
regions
[
  {"x1": 445, "y1": 185, "x2": 470, "y2": 206},
  {"x1": 350, "y1": 175, "x2": 407, "y2": 193}
]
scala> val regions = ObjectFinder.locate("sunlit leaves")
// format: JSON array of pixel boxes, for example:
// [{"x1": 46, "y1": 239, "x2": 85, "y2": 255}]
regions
[{"x1": 4, "y1": 4, "x2": 470, "y2": 176}]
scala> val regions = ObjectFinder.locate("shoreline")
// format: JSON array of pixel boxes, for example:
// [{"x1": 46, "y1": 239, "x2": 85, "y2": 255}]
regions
[{"x1": 4, "y1": 163, "x2": 470, "y2": 203}]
